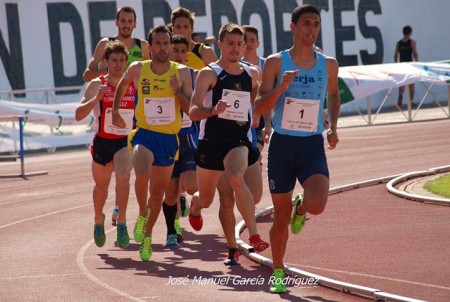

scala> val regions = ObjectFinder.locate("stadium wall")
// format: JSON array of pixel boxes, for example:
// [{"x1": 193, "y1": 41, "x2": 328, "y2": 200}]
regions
[{"x1": 1, "y1": 0, "x2": 449, "y2": 108}]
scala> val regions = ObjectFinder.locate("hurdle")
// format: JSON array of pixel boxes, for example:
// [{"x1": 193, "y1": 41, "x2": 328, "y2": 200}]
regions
[{"x1": 0, "y1": 115, "x2": 48, "y2": 179}]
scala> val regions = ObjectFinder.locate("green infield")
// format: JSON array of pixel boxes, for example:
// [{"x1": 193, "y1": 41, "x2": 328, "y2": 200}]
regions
[{"x1": 424, "y1": 174, "x2": 450, "y2": 198}]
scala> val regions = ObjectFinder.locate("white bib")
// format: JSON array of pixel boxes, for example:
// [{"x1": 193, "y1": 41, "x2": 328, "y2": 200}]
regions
[
  {"x1": 104, "y1": 108, "x2": 133, "y2": 135},
  {"x1": 281, "y1": 97, "x2": 320, "y2": 132},
  {"x1": 181, "y1": 112, "x2": 192, "y2": 128},
  {"x1": 217, "y1": 89, "x2": 250, "y2": 122},
  {"x1": 143, "y1": 97, "x2": 176, "y2": 125}
]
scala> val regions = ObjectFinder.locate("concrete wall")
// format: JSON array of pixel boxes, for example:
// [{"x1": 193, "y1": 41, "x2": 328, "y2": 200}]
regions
[{"x1": 1, "y1": 0, "x2": 449, "y2": 107}]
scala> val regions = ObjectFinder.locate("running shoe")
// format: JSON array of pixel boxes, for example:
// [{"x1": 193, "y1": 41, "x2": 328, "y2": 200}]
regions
[
  {"x1": 140, "y1": 236, "x2": 152, "y2": 261},
  {"x1": 189, "y1": 213, "x2": 203, "y2": 231},
  {"x1": 134, "y1": 211, "x2": 149, "y2": 243},
  {"x1": 94, "y1": 213, "x2": 106, "y2": 247},
  {"x1": 111, "y1": 205, "x2": 119, "y2": 226},
  {"x1": 188, "y1": 201, "x2": 203, "y2": 231},
  {"x1": 290, "y1": 193, "x2": 306, "y2": 235},
  {"x1": 174, "y1": 219, "x2": 183, "y2": 242},
  {"x1": 249, "y1": 234, "x2": 270, "y2": 252},
  {"x1": 116, "y1": 223, "x2": 130, "y2": 248},
  {"x1": 165, "y1": 234, "x2": 180, "y2": 249},
  {"x1": 269, "y1": 269, "x2": 287, "y2": 293},
  {"x1": 223, "y1": 247, "x2": 239, "y2": 265},
  {"x1": 180, "y1": 195, "x2": 190, "y2": 217}
]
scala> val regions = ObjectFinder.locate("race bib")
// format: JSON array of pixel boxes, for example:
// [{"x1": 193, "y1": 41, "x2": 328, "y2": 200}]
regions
[
  {"x1": 104, "y1": 108, "x2": 133, "y2": 135},
  {"x1": 217, "y1": 89, "x2": 250, "y2": 122},
  {"x1": 281, "y1": 97, "x2": 320, "y2": 132},
  {"x1": 143, "y1": 97, "x2": 176, "y2": 125},
  {"x1": 181, "y1": 111, "x2": 192, "y2": 128}
]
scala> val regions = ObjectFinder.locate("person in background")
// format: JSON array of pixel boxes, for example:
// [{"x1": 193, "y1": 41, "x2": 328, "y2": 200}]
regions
[{"x1": 394, "y1": 25, "x2": 419, "y2": 108}]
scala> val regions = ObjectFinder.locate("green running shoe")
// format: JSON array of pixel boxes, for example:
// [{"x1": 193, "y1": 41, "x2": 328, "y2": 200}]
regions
[
  {"x1": 269, "y1": 269, "x2": 287, "y2": 293},
  {"x1": 174, "y1": 218, "x2": 183, "y2": 242},
  {"x1": 94, "y1": 213, "x2": 106, "y2": 247},
  {"x1": 116, "y1": 223, "x2": 130, "y2": 248},
  {"x1": 290, "y1": 194, "x2": 306, "y2": 235},
  {"x1": 133, "y1": 211, "x2": 149, "y2": 243},
  {"x1": 165, "y1": 234, "x2": 180, "y2": 249},
  {"x1": 140, "y1": 236, "x2": 152, "y2": 261}
]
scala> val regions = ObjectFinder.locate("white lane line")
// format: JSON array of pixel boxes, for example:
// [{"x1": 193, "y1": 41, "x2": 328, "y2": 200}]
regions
[
  {"x1": 2, "y1": 273, "x2": 83, "y2": 280},
  {"x1": 0, "y1": 203, "x2": 91, "y2": 229},
  {"x1": 0, "y1": 193, "x2": 136, "y2": 229},
  {"x1": 288, "y1": 263, "x2": 450, "y2": 291},
  {"x1": 77, "y1": 235, "x2": 146, "y2": 302}
]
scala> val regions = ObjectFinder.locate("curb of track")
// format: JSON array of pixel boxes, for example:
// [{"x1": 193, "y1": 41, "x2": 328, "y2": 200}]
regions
[
  {"x1": 386, "y1": 165, "x2": 450, "y2": 206},
  {"x1": 235, "y1": 167, "x2": 450, "y2": 302}
]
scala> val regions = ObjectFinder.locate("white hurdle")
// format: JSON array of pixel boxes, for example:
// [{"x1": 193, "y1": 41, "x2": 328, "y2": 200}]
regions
[{"x1": 0, "y1": 115, "x2": 48, "y2": 179}]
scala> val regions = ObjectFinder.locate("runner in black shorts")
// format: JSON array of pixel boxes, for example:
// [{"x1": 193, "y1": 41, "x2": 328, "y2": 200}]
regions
[{"x1": 188, "y1": 24, "x2": 269, "y2": 262}]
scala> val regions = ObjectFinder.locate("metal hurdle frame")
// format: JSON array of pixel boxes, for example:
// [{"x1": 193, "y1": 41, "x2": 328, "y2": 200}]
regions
[{"x1": 0, "y1": 115, "x2": 48, "y2": 179}]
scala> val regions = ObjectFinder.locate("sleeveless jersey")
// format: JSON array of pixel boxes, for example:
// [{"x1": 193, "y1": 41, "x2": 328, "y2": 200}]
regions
[
  {"x1": 135, "y1": 60, "x2": 182, "y2": 134},
  {"x1": 241, "y1": 57, "x2": 266, "y2": 131},
  {"x1": 199, "y1": 62, "x2": 253, "y2": 142},
  {"x1": 272, "y1": 50, "x2": 327, "y2": 137},
  {"x1": 179, "y1": 67, "x2": 198, "y2": 135},
  {"x1": 108, "y1": 37, "x2": 143, "y2": 65},
  {"x1": 92, "y1": 76, "x2": 136, "y2": 139},
  {"x1": 397, "y1": 39, "x2": 413, "y2": 62},
  {"x1": 186, "y1": 43, "x2": 206, "y2": 70}
]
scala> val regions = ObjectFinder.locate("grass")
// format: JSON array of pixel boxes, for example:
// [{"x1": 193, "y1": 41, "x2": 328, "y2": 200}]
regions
[{"x1": 424, "y1": 174, "x2": 450, "y2": 198}]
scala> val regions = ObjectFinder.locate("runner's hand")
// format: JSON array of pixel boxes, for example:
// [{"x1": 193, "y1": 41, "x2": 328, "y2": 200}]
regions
[
  {"x1": 326, "y1": 128, "x2": 339, "y2": 149},
  {"x1": 280, "y1": 70, "x2": 299, "y2": 91},
  {"x1": 112, "y1": 109, "x2": 126, "y2": 129}
]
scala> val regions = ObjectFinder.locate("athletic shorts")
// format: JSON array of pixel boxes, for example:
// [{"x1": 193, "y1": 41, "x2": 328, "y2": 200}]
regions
[
  {"x1": 90, "y1": 135, "x2": 128, "y2": 166},
  {"x1": 129, "y1": 128, "x2": 178, "y2": 167},
  {"x1": 171, "y1": 132, "x2": 198, "y2": 178},
  {"x1": 195, "y1": 139, "x2": 259, "y2": 171},
  {"x1": 267, "y1": 132, "x2": 329, "y2": 194}
]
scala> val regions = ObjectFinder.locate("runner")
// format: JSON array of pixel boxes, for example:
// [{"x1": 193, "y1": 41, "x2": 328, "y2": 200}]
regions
[
  {"x1": 83, "y1": 5, "x2": 149, "y2": 225},
  {"x1": 75, "y1": 41, "x2": 135, "y2": 249},
  {"x1": 255, "y1": 4, "x2": 340, "y2": 293},
  {"x1": 112, "y1": 25, "x2": 193, "y2": 261},
  {"x1": 162, "y1": 34, "x2": 199, "y2": 247},
  {"x1": 188, "y1": 23, "x2": 269, "y2": 257},
  {"x1": 83, "y1": 6, "x2": 149, "y2": 83}
]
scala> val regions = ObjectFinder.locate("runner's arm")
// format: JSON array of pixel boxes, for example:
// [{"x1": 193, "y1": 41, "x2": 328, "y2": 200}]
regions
[
  {"x1": 75, "y1": 80, "x2": 103, "y2": 121},
  {"x1": 83, "y1": 39, "x2": 109, "y2": 82},
  {"x1": 326, "y1": 57, "x2": 340, "y2": 149}
]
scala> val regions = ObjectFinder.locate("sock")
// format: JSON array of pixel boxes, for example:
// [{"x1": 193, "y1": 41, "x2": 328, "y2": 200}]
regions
[{"x1": 163, "y1": 202, "x2": 177, "y2": 235}]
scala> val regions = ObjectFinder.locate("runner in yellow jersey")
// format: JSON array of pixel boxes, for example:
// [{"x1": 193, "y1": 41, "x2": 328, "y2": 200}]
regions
[
  {"x1": 171, "y1": 7, "x2": 217, "y2": 70},
  {"x1": 112, "y1": 25, "x2": 193, "y2": 261},
  {"x1": 170, "y1": 6, "x2": 218, "y2": 220}
]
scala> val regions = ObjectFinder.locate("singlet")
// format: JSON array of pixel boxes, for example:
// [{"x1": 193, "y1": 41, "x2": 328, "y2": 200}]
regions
[
  {"x1": 241, "y1": 57, "x2": 266, "y2": 131},
  {"x1": 271, "y1": 50, "x2": 328, "y2": 137},
  {"x1": 199, "y1": 62, "x2": 253, "y2": 142},
  {"x1": 179, "y1": 67, "x2": 198, "y2": 135},
  {"x1": 92, "y1": 76, "x2": 136, "y2": 139},
  {"x1": 135, "y1": 60, "x2": 182, "y2": 134},
  {"x1": 397, "y1": 39, "x2": 413, "y2": 62},
  {"x1": 108, "y1": 37, "x2": 143, "y2": 65},
  {"x1": 186, "y1": 43, "x2": 206, "y2": 70}
]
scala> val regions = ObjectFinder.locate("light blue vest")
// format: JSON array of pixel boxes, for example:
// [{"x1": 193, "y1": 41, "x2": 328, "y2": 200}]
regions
[{"x1": 272, "y1": 50, "x2": 327, "y2": 137}]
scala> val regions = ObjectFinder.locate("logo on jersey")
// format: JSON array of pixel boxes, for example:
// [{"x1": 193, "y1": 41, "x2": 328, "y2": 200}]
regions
[
  {"x1": 234, "y1": 83, "x2": 241, "y2": 91},
  {"x1": 141, "y1": 78, "x2": 150, "y2": 94},
  {"x1": 293, "y1": 75, "x2": 315, "y2": 84}
]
